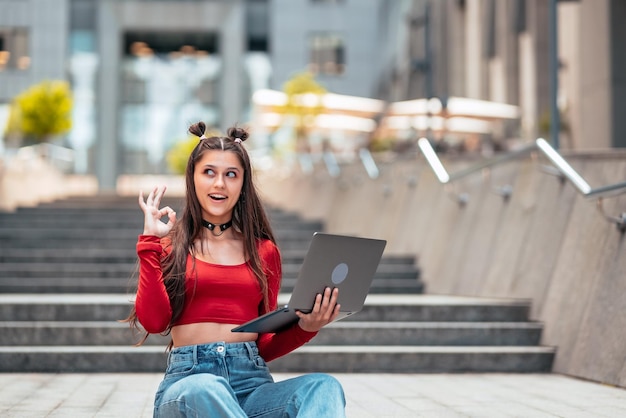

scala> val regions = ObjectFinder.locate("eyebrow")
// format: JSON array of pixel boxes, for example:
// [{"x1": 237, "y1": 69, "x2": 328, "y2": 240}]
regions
[{"x1": 202, "y1": 164, "x2": 241, "y2": 171}]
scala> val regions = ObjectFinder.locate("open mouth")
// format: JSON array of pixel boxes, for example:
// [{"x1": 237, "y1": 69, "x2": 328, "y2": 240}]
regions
[{"x1": 209, "y1": 194, "x2": 227, "y2": 201}]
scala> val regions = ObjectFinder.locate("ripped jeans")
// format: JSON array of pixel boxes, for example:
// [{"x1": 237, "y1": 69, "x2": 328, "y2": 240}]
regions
[{"x1": 153, "y1": 341, "x2": 346, "y2": 417}]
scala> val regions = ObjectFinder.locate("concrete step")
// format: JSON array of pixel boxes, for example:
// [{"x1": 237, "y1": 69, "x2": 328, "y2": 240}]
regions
[
  {"x1": 0, "y1": 294, "x2": 533, "y2": 323},
  {"x1": 2, "y1": 207, "x2": 309, "y2": 223},
  {"x1": 0, "y1": 345, "x2": 555, "y2": 373},
  {"x1": 0, "y1": 236, "x2": 319, "y2": 251},
  {"x1": 0, "y1": 320, "x2": 543, "y2": 347},
  {"x1": 0, "y1": 278, "x2": 136, "y2": 293},
  {"x1": 0, "y1": 262, "x2": 138, "y2": 277},
  {"x1": 0, "y1": 248, "x2": 139, "y2": 263},
  {"x1": 0, "y1": 261, "x2": 419, "y2": 278},
  {"x1": 0, "y1": 228, "x2": 323, "y2": 241},
  {"x1": 0, "y1": 238, "x2": 137, "y2": 250},
  {"x1": 0, "y1": 289, "x2": 548, "y2": 373},
  {"x1": 310, "y1": 321, "x2": 543, "y2": 346},
  {"x1": 0, "y1": 277, "x2": 422, "y2": 294},
  {"x1": 0, "y1": 197, "x2": 553, "y2": 374},
  {"x1": 269, "y1": 345, "x2": 556, "y2": 373},
  {"x1": 0, "y1": 248, "x2": 417, "y2": 266}
]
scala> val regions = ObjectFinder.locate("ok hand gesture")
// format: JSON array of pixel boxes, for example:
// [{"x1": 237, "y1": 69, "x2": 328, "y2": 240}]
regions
[{"x1": 138, "y1": 185, "x2": 176, "y2": 237}]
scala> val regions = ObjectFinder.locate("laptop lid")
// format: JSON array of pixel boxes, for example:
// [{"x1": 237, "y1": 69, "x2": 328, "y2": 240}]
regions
[
  {"x1": 287, "y1": 232, "x2": 386, "y2": 315},
  {"x1": 231, "y1": 233, "x2": 386, "y2": 333}
]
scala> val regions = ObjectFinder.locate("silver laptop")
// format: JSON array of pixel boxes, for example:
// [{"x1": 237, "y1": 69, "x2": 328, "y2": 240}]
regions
[{"x1": 231, "y1": 232, "x2": 387, "y2": 333}]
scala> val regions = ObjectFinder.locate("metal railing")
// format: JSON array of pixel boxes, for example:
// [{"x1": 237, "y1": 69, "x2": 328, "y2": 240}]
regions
[
  {"x1": 417, "y1": 137, "x2": 536, "y2": 205},
  {"x1": 297, "y1": 148, "x2": 380, "y2": 179},
  {"x1": 358, "y1": 148, "x2": 380, "y2": 179},
  {"x1": 535, "y1": 138, "x2": 626, "y2": 230},
  {"x1": 294, "y1": 135, "x2": 626, "y2": 230},
  {"x1": 417, "y1": 136, "x2": 626, "y2": 230}
]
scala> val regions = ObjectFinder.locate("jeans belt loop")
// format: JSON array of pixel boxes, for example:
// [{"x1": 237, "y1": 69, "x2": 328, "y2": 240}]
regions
[
  {"x1": 192, "y1": 344, "x2": 198, "y2": 365},
  {"x1": 244, "y1": 341, "x2": 255, "y2": 359}
]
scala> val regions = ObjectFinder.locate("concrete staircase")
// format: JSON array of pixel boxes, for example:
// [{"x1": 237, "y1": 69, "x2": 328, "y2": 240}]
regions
[{"x1": 0, "y1": 196, "x2": 554, "y2": 373}]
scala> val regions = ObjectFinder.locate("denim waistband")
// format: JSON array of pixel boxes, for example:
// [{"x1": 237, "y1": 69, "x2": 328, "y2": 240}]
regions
[{"x1": 168, "y1": 341, "x2": 258, "y2": 365}]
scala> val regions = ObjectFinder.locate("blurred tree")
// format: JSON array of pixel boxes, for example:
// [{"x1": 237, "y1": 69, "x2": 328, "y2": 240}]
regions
[
  {"x1": 4, "y1": 80, "x2": 73, "y2": 145},
  {"x1": 166, "y1": 127, "x2": 220, "y2": 174},
  {"x1": 166, "y1": 135, "x2": 198, "y2": 175},
  {"x1": 274, "y1": 72, "x2": 326, "y2": 153}
]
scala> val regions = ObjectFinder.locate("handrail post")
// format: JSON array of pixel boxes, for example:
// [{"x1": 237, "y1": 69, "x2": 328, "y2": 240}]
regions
[
  {"x1": 417, "y1": 137, "x2": 450, "y2": 183},
  {"x1": 417, "y1": 137, "x2": 533, "y2": 204},
  {"x1": 297, "y1": 153, "x2": 314, "y2": 175},
  {"x1": 535, "y1": 137, "x2": 626, "y2": 231},
  {"x1": 323, "y1": 150, "x2": 340, "y2": 178},
  {"x1": 359, "y1": 148, "x2": 379, "y2": 179},
  {"x1": 535, "y1": 138, "x2": 591, "y2": 194}
]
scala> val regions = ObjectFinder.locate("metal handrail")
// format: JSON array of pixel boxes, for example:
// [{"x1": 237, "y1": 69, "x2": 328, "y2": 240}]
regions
[
  {"x1": 417, "y1": 137, "x2": 536, "y2": 204},
  {"x1": 535, "y1": 137, "x2": 626, "y2": 230},
  {"x1": 535, "y1": 138, "x2": 626, "y2": 199},
  {"x1": 359, "y1": 148, "x2": 380, "y2": 179},
  {"x1": 297, "y1": 148, "x2": 379, "y2": 179},
  {"x1": 296, "y1": 151, "x2": 340, "y2": 178},
  {"x1": 322, "y1": 150, "x2": 340, "y2": 178},
  {"x1": 418, "y1": 135, "x2": 626, "y2": 229}
]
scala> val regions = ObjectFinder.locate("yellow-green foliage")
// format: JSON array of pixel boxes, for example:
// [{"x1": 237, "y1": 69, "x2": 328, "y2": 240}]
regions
[
  {"x1": 277, "y1": 71, "x2": 327, "y2": 118},
  {"x1": 167, "y1": 136, "x2": 197, "y2": 175},
  {"x1": 6, "y1": 80, "x2": 73, "y2": 143},
  {"x1": 272, "y1": 72, "x2": 326, "y2": 151},
  {"x1": 166, "y1": 128, "x2": 221, "y2": 175}
]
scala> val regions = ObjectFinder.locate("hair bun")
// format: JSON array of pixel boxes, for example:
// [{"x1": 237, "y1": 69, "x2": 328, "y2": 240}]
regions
[
  {"x1": 226, "y1": 126, "x2": 249, "y2": 143},
  {"x1": 188, "y1": 121, "x2": 207, "y2": 138}
]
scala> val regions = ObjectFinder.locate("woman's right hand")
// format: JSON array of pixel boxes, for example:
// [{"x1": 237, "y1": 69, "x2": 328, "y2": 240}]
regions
[{"x1": 138, "y1": 185, "x2": 176, "y2": 237}]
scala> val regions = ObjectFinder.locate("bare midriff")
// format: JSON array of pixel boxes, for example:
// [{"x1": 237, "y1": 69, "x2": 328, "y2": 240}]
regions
[{"x1": 170, "y1": 322, "x2": 258, "y2": 347}]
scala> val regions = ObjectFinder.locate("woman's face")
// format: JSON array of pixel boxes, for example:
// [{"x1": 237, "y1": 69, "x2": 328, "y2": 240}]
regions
[{"x1": 193, "y1": 150, "x2": 244, "y2": 223}]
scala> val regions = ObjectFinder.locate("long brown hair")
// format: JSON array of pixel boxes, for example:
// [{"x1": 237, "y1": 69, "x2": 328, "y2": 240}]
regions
[{"x1": 126, "y1": 122, "x2": 277, "y2": 346}]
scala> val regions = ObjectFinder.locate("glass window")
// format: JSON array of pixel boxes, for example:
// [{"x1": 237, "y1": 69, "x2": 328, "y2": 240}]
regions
[
  {"x1": 119, "y1": 31, "x2": 222, "y2": 174},
  {"x1": 308, "y1": 33, "x2": 345, "y2": 76},
  {"x1": 0, "y1": 27, "x2": 30, "y2": 71}
]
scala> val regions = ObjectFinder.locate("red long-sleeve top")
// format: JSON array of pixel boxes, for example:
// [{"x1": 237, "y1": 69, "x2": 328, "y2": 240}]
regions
[{"x1": 135, "y1": 235, "x2": 317, "y2": 362}]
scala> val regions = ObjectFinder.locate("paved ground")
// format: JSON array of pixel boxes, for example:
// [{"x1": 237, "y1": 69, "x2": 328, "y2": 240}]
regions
[{"x1": 1, "y1": 373, "x2": 625, "y2": 417}]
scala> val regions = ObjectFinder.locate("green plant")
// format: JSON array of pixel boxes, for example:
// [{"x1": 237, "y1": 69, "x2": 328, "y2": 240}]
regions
[
  {"x1": 5, "y1": 80, "x2": 73, "y2": 143},
  {"x1": 273, "y1": 72, "x2": 326, "y2": 153},
  {"x1": 538, "y1": 109, "x2": 569, "y2": 136},
  {"x1": 166, "y1": 135, "x2": 198, "y2": 175},
  {"x1": 166, "y1": 128, "x2": 220, "y2": 174}
]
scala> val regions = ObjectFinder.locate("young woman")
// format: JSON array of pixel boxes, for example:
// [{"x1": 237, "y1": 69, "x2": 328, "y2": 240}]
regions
[{"x1": 126, "y1": 122, "x2": 346, "y2": 417}]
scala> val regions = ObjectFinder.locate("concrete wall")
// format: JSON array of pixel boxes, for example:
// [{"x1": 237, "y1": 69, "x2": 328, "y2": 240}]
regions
[
  {"x1": 269, "y1": 0, "x2": 393, "y2": 97},
  {"x1": 0, "y1": 0, "x2": 69, "y2": 102},
  {"x1": 257, "y1": 151, "x2": 626, "y2": 388}
]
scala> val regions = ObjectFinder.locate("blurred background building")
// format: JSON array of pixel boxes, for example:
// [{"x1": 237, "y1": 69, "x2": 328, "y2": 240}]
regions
[{"x1": 0, "y1": 0, "x2": 625, "y2": 190}]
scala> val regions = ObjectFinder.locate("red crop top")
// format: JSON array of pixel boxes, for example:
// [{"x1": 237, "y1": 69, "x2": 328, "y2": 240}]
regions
[{"x1": 135, "y1": 235, "x2": 317, "y2": 361}]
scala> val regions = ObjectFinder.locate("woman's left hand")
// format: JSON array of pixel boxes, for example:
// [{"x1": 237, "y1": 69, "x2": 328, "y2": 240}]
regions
[{"x1": 295, "y1": 287, "x2": 340, "y2": 332}]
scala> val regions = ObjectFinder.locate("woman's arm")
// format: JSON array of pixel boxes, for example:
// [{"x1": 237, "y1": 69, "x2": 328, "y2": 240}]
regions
[
  {"x1": 135, "y1": 235, "x2": 173, "y2": 334},
  {"x1": 254, "y1": 240, "x2": 321, "y2": 361},
  {"x1": 256, "y1": 322, "x2": 318, "y2": 362},
  {"x1": 135, "y1": 186, "x2": 176, "y2": 333}
]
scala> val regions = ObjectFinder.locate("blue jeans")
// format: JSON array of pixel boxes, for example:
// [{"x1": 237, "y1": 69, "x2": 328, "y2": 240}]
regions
[{"x1": 153, "y1": 341, "x2": 346, "y2": 417}]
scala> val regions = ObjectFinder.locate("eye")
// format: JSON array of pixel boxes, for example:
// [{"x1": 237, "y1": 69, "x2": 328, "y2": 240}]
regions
[
  {"x1": 226, "y1": 171, "x2": 237, "y2": 178},
  {"x1": 204, "y1": 168, "x2": 215, "y2": 176}
]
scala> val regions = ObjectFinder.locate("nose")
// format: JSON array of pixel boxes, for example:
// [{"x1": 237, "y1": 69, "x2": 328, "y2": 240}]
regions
[{"x1": 214, "y1": 174, "x2": 225, "y2": 188}]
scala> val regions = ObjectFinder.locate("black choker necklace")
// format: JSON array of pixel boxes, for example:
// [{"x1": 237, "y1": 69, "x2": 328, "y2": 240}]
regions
[{"x1": 201, "y1": 219, "x2": 233, "y2": 236}]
